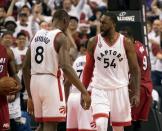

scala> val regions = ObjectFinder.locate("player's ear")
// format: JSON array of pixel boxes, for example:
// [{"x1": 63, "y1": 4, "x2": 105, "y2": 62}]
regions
[
  {"x1": 63, "y1": 17, "x2": 69, "y2": 25},
  {"x1": 63, "y1": 18, "x2": 67, "y2": 24}
]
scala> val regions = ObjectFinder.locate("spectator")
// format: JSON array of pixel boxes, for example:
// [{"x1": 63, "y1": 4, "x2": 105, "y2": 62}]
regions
[
  {"x1": 4, "y1": 16, "x2": 17, "y2": 34},
  {"x1": 13, "y1": 31, "x2": 28, "y2": 111},
  {"x1": 0, "y1": 31, "x2": 15, "y2": 48},
  {"x1": 63, "y1": 0, "x2": 85, "y2": 19},
  {"x1": 32, "y1": 3, "x2": 52, "y2": 23},
  {"x1": 39, "y1": 20, "x2": 49, "y2": 30},
  {"x1": 78, "y1": 20, "x2": 91, "y2": 50},
  {"x1": 20, "y1": 5, "x2": 31, "y2": 18},
  {"x1": 8, "y1": 31, "x2": 31, "y2": 131},
  {"x1": 15, "y1": 12, "x2": 32, "y2": 40},
  {"x1": 151, "y1": 34, "x2": 162, "y2": 112},
  {"x1": 67, "y1": 16, "x2": 79, "y2": 62},
  {"x1": 148, "y1": 19, "x2": 161, "y2": 84},
  {"x1": 0, "y1": 6, "x2": 7, "y2": 35}
]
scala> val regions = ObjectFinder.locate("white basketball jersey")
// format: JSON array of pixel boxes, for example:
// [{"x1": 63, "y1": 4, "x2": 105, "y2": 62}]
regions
[
  {"x1": 70, "y1": 55, "x2": 86, "y2": 93},
  {"x1": 30, "y1": 29, "x2": 61, "y2": 76},
  {"x1": 90, "y1": 33, "x2": 129, "y2": 90}
]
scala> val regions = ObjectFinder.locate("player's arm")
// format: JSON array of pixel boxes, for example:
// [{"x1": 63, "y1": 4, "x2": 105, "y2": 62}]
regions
[
  {"x1": 64, "y1": 78, "x2": 72, "y2": 102},
  {"x1": 125, "y1": 38, "x2": 141, "y2": 106},
  {"x1": 55, "y1": 33, "x2": 87, "y2": 94},
  {"x1": 82, "y1": 37, "x2": 96, "y2": 88},
  {"x1": 0, "y1": 78, "x2": 7, "y2": 94},
  {"x1": 22, "y1": 48, "x2": 34, "y2": 115},
  {"x1": 7, "y1": 48, "x2": 21, "y2": 92},
  {"x1": 55, "y1": 33, "x2": 91, "y2": 109},
  {"x1": 22, "y1": 48, "x2": 32, "y2": 99}
]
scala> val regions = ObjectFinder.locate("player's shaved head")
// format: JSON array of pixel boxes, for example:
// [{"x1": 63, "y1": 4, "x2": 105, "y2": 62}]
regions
[
  {"x1": 52, "y1": 9, "x2": 70, "y2": 22},
  {"x1": 52, "y1": 9, "x2": 70, "y2": 32},
  {"x1": 103, "y1": 11, "x2": 117, "y2": 25}
]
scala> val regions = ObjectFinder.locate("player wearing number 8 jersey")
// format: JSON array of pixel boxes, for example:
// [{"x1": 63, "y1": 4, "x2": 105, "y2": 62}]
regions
[
  {"x1": 23, "y1": 10, "x2": 91, "y2": 131},
  {"x1": 82, "y1": 12, "x2": 141, "y2": 131}
]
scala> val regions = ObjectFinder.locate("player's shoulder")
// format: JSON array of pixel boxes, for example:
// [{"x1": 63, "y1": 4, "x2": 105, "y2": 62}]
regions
[
  {"x1": 0, "y1": 44, "x2": 8, "y2": 56},
  {"x1": 88, "y1": 36, "x2": 98, "y2": 44},
  {"x1": 87, "y1": 36, "x2": 98, "y2": 53},
  {"x1": 122, "y1": 36, "x2": 134, "y2": 53},
  {"x1": 54, "y1": 31, "x2": 67, "y2": 53},
  {"x1": 135, "y1": 41, "x2": 145, "y2": 50},
  {"x1": 55, "y1": 31, "x2": 65, "y2": 41},
  {"x1": 54, "y1": 31, "x2": 66, "y2": 47},
  {"x1": 5, "y1": 47, "x2": 15, "y2": 60},
  {"x1": 135, "y1": 40, "x2": 143, "y2": 47},
  {"x1": 123, "y1": 36, "x2": 132, "y2": 44},
  {"x1": 0, "y1": 44, "x2": 6, "y2": 50}
]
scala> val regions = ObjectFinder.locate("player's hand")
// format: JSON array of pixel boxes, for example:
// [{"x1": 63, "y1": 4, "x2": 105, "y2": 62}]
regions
[
  {"x1": 81, "y1": 92, "x2": 91, "y2": 110},
  {"x1": 7, "y1": 95, "x2": 16, "y2": 103},
  {"x1": 130, "y1": 93, "x2": 140, "y2": 107},
  {"x1": 9, "y1": 84, "x2": 21, "y2": 95},
  {"x1": 27, "y1": 98, "x2": 34, "y2": 116}
]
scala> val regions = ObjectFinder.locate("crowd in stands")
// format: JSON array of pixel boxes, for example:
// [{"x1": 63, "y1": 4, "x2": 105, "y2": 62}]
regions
[{"x1": 0, "y1": 0, "x2": 162, "y2": 130}]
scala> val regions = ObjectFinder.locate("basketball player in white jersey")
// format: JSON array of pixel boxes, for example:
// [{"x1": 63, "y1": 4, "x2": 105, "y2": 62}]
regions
[
  {"x1": 82, "y1": 12, "x2": 141, "y2": 131},
  {"x1": 23, "y1": 10, "x2": 91, "y2": 131},
  {"x1": 66, "y1": 44, "x2": 96, "y2": 131}
]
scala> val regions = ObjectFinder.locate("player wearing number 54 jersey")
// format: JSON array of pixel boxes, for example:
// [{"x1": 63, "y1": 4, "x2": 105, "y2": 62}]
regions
[
  {"x1": 82, "y1": 12, "x2": 140, "y2": 131},
  {"x1": 23, "y1": 10, "x2": 91, "y2": 131}
]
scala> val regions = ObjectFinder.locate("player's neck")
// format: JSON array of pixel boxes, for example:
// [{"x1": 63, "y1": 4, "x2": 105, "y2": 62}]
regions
[
  {"x1": 102, "y1": 27, "x2": 115, "y2": 37},
  {"x1": 53, "y1": 22, "x2": 64, "y2": 32},
  {"x1": 103, "y1": 30, "x2": 117, "y2": 44},
  {"x1": 53, "y1": 26, "x2": 63, "y2": 32}
]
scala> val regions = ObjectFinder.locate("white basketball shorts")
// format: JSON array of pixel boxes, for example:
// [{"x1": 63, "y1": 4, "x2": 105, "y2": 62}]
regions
[
  {"x1": 30, "y1": 75, "x2": 66, "y2": 122},
  {"x1": 91, "y1": 86, "x2": 132, "y2": 126},
  {"x1": 67, "y1": 93, "x2": 96, "y2": 131}
]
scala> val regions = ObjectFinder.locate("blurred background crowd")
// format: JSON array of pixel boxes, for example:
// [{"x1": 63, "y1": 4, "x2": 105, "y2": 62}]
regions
[{"x1": 0, "y1": 0, "x2": 162, "y2": 130}]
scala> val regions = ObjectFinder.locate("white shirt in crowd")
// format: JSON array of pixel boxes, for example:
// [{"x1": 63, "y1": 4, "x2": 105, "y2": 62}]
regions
[{"x1": 148, "y1": 31, "x2": 160, "y2": 71}]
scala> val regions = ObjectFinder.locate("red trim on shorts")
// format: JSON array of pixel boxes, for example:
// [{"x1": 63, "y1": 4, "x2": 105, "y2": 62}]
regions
[
  {"x1": 112, "y1": 121, "x2": 131, "y2": 126},
  {"x1": 35, "y1": 117, "x2": 66, "y2": 122},
  {"x1": 67, "y1": 129, "x2": 96, "y2": 131},
  {"x1": 78, "y1": 129, "x2": 96, "y2": 131},
  {"x1": 66, "y1": 128, "x2": 78, "y2": 131},
  {"x1": 93, "y1": 113, "x2": 109, "y2": 120},
  {"x1": 57, "y1": 69, "x2": 63, "y2": 101}
]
